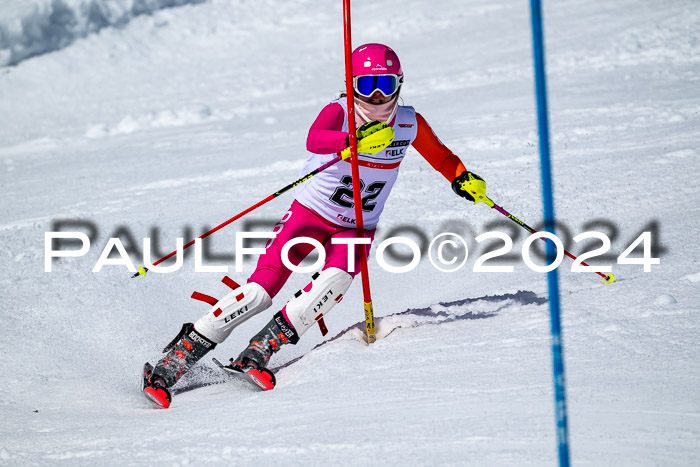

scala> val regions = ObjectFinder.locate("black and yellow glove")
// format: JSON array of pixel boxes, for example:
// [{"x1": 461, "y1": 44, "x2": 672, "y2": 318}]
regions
[
  {"x1": 452, "y1": 171, "x2": 493, "y2": 207},
  {"x1": 340, "y1": 121, "x2": 395, "y2": 160}
]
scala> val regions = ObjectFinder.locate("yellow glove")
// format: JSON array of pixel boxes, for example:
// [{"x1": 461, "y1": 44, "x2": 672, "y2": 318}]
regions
[
  {"x1": 452, "y1": 171, "x2": 494, "y2": 207},
  {"x1": 340, "y1": 121, "x2": 395, "y2": 160}
]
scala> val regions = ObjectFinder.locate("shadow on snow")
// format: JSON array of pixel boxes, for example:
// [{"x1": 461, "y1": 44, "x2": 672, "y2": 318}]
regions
[{"x1": 173, "y1": 290, "x2": 545, "y2": 394}]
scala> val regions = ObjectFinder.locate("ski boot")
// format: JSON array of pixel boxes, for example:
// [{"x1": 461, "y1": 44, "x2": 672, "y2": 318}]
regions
[
  {"x1": 221, "y1": 311, "x2": 299, "y2": 391},
  {"x1": 142, "y1": 323, "x2": 216, "y2": 408}
]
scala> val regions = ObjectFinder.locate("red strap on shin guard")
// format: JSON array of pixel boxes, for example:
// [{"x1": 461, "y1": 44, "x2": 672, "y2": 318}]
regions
[
  {"x1": 316, "y1": 315, "x2": 328, "y2": 336},
  {"x1": 191, "y1": 291, "x2": 222, "y2": 317},
  {"x1": 191, "y1": 276, "x2": 243, "y2": 318},
  {"x1": 221, "y1": 276, "x2": 241, "y2": 290},
  {"x1": 191, "y1": 291, "x2": 219, "y2": 306}
]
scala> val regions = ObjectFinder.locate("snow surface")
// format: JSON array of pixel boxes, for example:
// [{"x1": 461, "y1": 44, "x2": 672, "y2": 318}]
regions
[
  {"x1": 0, "y1": 0, "x2": 206, "y2": 67},
  {"x1": 1, "y1": 0, "x2": 699, "y2": 465}
]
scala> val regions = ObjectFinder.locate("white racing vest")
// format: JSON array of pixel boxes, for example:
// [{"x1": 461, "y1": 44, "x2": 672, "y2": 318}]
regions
[{"x1": 295, "y1": 98, "x2": 418, "y2": 229}]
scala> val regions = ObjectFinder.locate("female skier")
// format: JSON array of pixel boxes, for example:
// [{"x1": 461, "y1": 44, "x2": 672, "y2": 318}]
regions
[{"x1": 143, "y1": 43, "x2": 489, "y2": 408}]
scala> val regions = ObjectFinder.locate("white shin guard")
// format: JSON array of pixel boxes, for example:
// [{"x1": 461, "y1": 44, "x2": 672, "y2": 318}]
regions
[
  {"x1": 283, "y1": 267, "x2": 353, "y2": 337},
  {"x1": 194, "y1": 282, "x2": 272, "y2": 344}
]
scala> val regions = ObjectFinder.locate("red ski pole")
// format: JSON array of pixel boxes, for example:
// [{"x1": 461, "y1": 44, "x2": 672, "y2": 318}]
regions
[
  {"x1": 481, "y1": 197, "x2": 615, "y2": 283},
  {"x1": 343, "y1": 0, "x2": 377, "y2": 343},
  {"x1": 132, "y1": 155, "x2": 345, "y2": 278}
]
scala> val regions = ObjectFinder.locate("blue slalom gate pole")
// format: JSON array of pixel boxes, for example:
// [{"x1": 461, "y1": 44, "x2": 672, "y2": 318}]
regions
[{"x1": 529, "y1": 1, "x2": 571, "y2": 465}]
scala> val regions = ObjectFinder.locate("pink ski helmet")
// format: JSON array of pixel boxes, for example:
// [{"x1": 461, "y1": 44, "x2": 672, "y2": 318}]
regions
[{"x1": 352, "y1": 43, "x2": 402, "y2": 77}]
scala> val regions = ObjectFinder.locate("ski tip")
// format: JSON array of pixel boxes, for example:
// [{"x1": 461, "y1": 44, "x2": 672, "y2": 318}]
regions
[
  {"x1": 143, "y1": 386, "x2": 171, "y2": 409},
  {"x1": 142, "y1": 362, "x2": 171, "y2": 408},
  {"x1": 213, "y1": 357, "x2": 275, "y2": 391},
  {"x1": 246, "y1": 368, "x2": 276, "y2": 391},
  {"x1": 604, "y1": 273, "x2": 616, "y2": 285}
]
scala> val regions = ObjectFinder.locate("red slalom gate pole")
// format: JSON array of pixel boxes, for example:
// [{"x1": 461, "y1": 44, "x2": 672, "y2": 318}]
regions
[
  {"x1": 343, "y1": 0, "x2": 376, "y2": 344},
  {"x1": 132, "y1": 155, "x2": 344, "y2": 278}
]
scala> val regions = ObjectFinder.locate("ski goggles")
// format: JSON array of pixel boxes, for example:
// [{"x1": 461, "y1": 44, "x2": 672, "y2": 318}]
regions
[{"x1": 353, "y1": 74, "x2": 403, "y2": 98}]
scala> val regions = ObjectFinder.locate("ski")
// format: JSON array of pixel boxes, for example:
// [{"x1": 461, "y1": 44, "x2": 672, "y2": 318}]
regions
[
  {"x1": 212, "y1": 357, "x2": 276, "y2": 391},
  {"x1": 142, "y1": 362, "x2": 172, "y2": 409}
]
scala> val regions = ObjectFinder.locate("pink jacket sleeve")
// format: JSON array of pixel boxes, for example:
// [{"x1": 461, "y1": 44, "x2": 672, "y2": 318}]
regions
[{"x1": 306, "y1": 103, "x2": 348, "y2": 154}]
